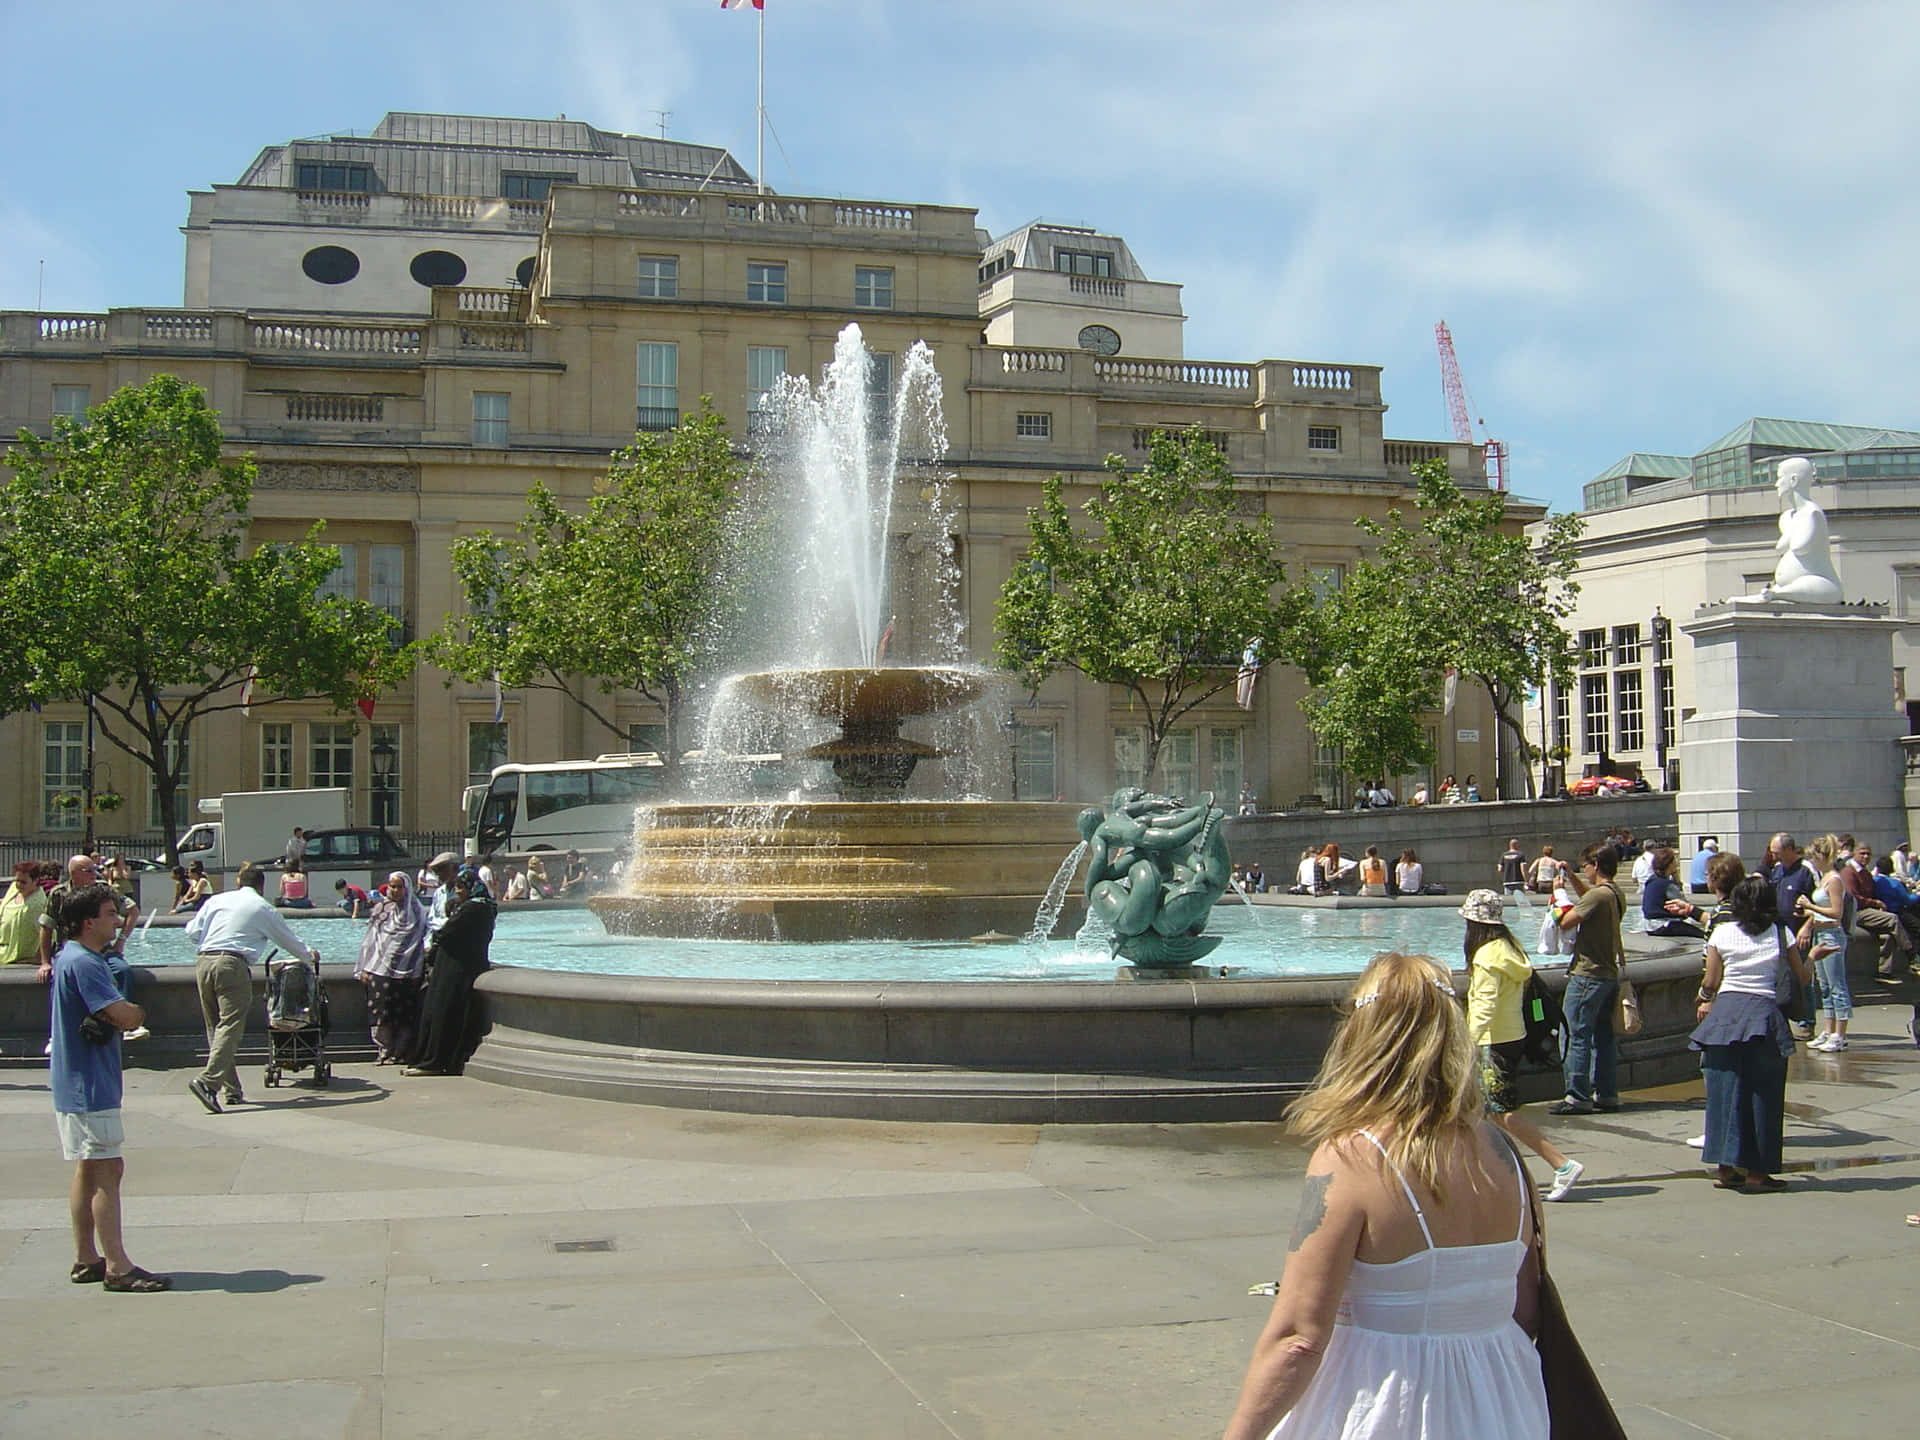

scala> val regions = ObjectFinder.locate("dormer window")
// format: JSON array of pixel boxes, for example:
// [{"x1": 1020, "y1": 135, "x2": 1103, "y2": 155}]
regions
[
  {"x1": 502, "y1": 172, "x2": 574, "y2": 201},
  {"x1": 295, "y1": 162, "x2": 372, "y2": 193},
  {"x1": 1054, "y1": 249, "x2": 1114, "y2": 278}
]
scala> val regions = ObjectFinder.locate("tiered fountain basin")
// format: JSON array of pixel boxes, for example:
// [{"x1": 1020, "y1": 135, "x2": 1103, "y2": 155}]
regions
[{"x1": 589, "y1": 799, "x2": 1089, "y2": 940}]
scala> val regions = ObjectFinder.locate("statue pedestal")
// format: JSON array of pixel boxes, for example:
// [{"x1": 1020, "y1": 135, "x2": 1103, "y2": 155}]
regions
[{"x1": 1677, "y1": 601, "x2": 1907, "y2": 858}]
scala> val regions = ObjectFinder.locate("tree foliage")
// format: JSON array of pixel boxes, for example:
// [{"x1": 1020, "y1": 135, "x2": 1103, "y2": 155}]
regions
[
  {"x1": 424, "y1": 401, "x2": 742, "y2": 779},
  {"x1": 1305, "y1": 460, "x2": 1583, "y2": 798},
  {"x1": 995, "y1": 428, "x2": 1312, "y2": 788},
  {"x1": 0, "y1": 374, "x2": 411, "y2": 859}
]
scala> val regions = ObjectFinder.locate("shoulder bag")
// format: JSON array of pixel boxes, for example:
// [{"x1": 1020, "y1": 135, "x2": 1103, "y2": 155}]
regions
[
  {"x1": 1610, "y1": 893, "x2": 1643, "y2": 1036},
  {"x1": 1773, "y1": 924, "x2": 1811, "y2": 1025},
  {"x1": 1504, "y1": 1134, "x2": 1630, "y2": 1439}
]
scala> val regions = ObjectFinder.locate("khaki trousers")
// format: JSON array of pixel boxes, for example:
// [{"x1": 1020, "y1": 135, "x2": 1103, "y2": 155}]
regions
[{"x1": 194, "y1": 952, "x2": 252, "y2": 1097}]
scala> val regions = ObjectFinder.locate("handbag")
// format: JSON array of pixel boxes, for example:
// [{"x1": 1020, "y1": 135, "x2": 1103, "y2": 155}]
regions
[
  {"x1": 1773, "y1": 924, "x2": 1811, "y2": 1025},
  {"x1": 1504, "y1": 1135, "x2": 1630, "y2": 1440},
  {"x1": 1613, "y1": 972, "x2": 1643, "y2": 1036}
]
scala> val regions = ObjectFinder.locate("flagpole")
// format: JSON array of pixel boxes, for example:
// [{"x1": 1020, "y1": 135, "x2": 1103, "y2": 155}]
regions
[{"x1": 756, "y1": 2, "x2": 766, "y2": 193}]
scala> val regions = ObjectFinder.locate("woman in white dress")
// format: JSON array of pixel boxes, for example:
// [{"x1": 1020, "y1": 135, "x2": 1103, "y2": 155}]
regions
[{"x1": 1222, "y1": 950, "x2": 1548, "y2": 1439}]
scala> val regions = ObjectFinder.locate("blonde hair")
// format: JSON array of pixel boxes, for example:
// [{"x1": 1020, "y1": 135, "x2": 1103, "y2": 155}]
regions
[
  {"x1": 1807, "y1": 834, "x2": 1842, "y2": 871},
  {"x1": 1288, "y1": 952, "x2": 1481, "y2": 1201}
]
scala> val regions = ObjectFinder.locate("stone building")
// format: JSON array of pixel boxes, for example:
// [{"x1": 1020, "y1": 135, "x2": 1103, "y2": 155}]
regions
[
  {"x1": 0, "y1": 112, "x2": 1509, "y2": 846},
  {"x1": 1527, "y1": 418, "x2": 1920, "y2": 796}
]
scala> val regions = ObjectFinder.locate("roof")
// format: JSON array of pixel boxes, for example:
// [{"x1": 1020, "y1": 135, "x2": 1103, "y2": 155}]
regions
[
  {"x1": 980, "y1": 219, "x2": 1153, "y2": 281},
  {"x1": 1696, "y1": 417, "x2": 1903, "y2": 456},
  {"x1": 1588, "y1": 452, "x2": 1693, "y2": 483}
]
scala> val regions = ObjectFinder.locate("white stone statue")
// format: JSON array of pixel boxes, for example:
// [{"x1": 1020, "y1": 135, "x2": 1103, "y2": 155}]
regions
[{"x1": 1739, "y1": 456, "x2": 1843, "y2": 604}]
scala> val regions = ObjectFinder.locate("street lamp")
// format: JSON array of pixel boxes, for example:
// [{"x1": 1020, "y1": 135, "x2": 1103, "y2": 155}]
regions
[
  {"x1": 370, "y1": 733, "x2": 397, "y2": 826},
  {"x1": 999, "y1": 710, "x2": 1021, "y2": 800}
]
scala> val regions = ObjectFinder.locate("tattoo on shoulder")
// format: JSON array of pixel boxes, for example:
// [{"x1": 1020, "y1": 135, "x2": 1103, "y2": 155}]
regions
[{"x1": 1288, "y1": 1172, "x2": 1332, "y2": 1252}]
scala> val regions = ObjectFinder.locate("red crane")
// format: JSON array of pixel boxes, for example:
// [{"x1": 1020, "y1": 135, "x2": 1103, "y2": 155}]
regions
[{"x1": 1434, "y1": 320, "x2": 1507, "y2": 491}]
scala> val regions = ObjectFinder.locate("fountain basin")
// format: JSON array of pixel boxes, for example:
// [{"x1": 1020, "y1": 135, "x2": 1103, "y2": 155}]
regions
[{"x1": 592, "y1": 800, "x2": 1089, "y2": 941}]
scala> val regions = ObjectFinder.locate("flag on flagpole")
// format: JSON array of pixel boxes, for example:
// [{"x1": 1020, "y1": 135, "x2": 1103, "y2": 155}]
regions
[
  {"x1": 240, "y1": 665, "x2": 257, "y2": 716},
  {"x1": 356, "y1": 696, "x2": 377, "y2": 722},
  {"x1": 719, "y1": 0, "x2": 762, "y2": 9},
  {"x1": 1443, "y1": 666, "x2": 1459, "y2": 714},
  {"x1": 492, "y1": 672, "x2": 505, "y2": 725},
  {"x1": 1236, "y1": 640, "x2": 1262, "y2": 711}
]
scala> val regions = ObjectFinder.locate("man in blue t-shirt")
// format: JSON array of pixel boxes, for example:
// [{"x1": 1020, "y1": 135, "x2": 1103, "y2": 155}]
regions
[
  {"x1": 50, "y1": 883, "x2": 170, "y2": 1293},
  {"x1": 1688, "y1": 838, "x2": 1719, "y2": 894}
]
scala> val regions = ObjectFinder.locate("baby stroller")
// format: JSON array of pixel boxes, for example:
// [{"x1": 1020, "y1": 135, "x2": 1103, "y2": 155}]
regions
[{"x1": 264, "y1": 952, "x2": 331, "y2": 1087}]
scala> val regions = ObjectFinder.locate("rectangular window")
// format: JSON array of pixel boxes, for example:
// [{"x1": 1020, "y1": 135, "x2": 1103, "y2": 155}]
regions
[
  {"x1": 1313, "y1": 743, "x2": 1349, "y2": 809},
  {"x1": 43, "y1": 721, "x2": 84, "y2": 831},
  {"x1": 866, "y1": 351, "x2": 894, "y2": 437},
  {"x1": 1581, "y1": 674, "x2": 1608, "y2": 756},
  {"x1": 748, "y1": 345, "x2": 788, "y2": 418},
  {"x1": 627, "y1": 723, "x2": 669, "y2": 758},
  {"x1": 51, "y1": 385, "x2": 89, "y2": 423},
  {"x1": 1014, "y1": 725, "x2": 1057, "y2": 801},
  {"x1": 1579, "y1": 628, "x2": 1607, "y2": 669},
  {"x1": 147, "y1": 734, "x2": 190, "y2": 831},
  {"x1": 1015, "y1": 412, "x2": 1052, "y2": 439},
  {"x1": 1113, "y1": 726, "x2": 1146, "y2": 791},
  {"x1": 1306, "y1": 564, "x2": 1345, "y2": 604},
  {"x1": 1210, "y1": 729, "x2": 1243, "y2": 803},
  {"x1": 1657, "y1": 666, "x2": 1676, "y2": 752},
  {"x1": 636, "y1": 342, "x2": 678, "y2": 431},
  {"x1": 472, "y1": 391, "x2": 509, "y2": 446},
  {"x1": 261, "y1": 723, "x2": 294, "y2": 790},
  {"x1": 467, "y1": 721, "x2": 509, "y2": 785},
  {"x1": 854, "y1": 266, "x2": 894, "y2": 309},
  {"x1": 1552, "y1": 685, "x2": 1571, "y2": 753},
  {"x1": 1613, "y1": 623, "x2": 1642, "y2": 666},
  {"x1": 1162, "y1": 728, "x2": 1196, "y2": 799},
  {"x1": 317, "y1": 546, "x2": 358, "y2": 603},
  {"x1": 310, "y1": 722, "x2": 354, "y2": 796},
  {"x1": 501, "y1": 172, "x2": 573, "y2": 201},
  {"x1": 747, "y1": 261, "x2": 787, "y2": 304},
  {"x1": 295, "y1": 162, "x2": 371, "y2": 193},
  {"x1": 1616, "y1": 670, "x2": 1645, "y2": 752},
  {"x1": 636, "y1": 256, "x2": 679, "y2": 299},
  {"x1": 369, "y1": 722, "x2": 401, "y2": 828},
  {"x1": 369, "y1": 545, "x2": 406, "y2": 624},
  {"x1": 1307, "y1": 425, "x2": 1341, "y2": 453},
  {"x1": 1054, "y1": 249, "x2": 1114, "y2": 277}
]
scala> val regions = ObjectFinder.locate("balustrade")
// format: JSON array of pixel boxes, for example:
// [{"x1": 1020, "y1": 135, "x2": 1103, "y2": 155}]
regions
[
  {"x1": 456, "y1": 324, "x2": 530, "y2": 353},
  {"x1": 617, "y1": 190, "x2": 700, "y2": 218},
  {"x1": 1096, "y1": 357, "x2": 1252, "y2": 389},
  {"x1": 726, "y1": 198, "x2": 809, "y2": 225},
  {"x1": 284, "y1": 394, "x2": 386, "y2": 423},
  {"x1": 250, "y1": 321, "x2": 423, "y2": 356},
  {"x1": 999, "y1": 349, "x2": 1067, "y2": 374},
  {"x1": 834, "y1": 202, "x2": 914, "y2": 230},
  {"x1": 296, "y1": 190, "x2": 371, "y2": 212},
  {"x1": 142, "y1": 314, "x2": 213, "y2": 343},
  {"x1": 1069, "y1": 275, "x2": 1126, "y2": 299},
  {"x1": 1291, "y1": 364, "x2": 1353, "y2": 390},
  {"x1": 1384, "y1": 441, "x2": 1448, "y2": 466},
  {"x1": 37, "y1": 315, "x2": 106, "y2": 343}
]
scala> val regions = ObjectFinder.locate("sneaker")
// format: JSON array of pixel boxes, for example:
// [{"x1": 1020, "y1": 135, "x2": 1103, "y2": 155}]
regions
[
  {"x1": 1908, "y1": 1015, "x2": 1918, "y2": 1048},
  {"x1": 1548, "y1": 1099, "x2": 1595, "y2": 1116},
  {"x1": 186, "y1": 1078, "x2": 223, "y2": 1114},
  {"x1": 122, "y1": 1026, "x2": 150, "y2": 1042},
  {"x1": 1545, "y1": 1160, "x2": 1585, "y2": 1202},
  {"x1": 1686, "y1": 1135, "x2": 1706, "y2": 1148},
  {"x1": 1825, "y1": 1036, "x2": 1848, "y2": 1052},
  {"x1": 1811, "y1": 1033, "x2": 1840, "y2": 1052}
]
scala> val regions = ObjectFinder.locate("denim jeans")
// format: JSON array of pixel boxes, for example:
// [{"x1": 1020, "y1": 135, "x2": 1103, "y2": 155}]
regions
[
  {"x1": 1815, "y1": 943, "x2": 1853, "y2": 1021},
  {"x1": 1562, "y1": 973, "x2": 1619, "y2": 1106}
]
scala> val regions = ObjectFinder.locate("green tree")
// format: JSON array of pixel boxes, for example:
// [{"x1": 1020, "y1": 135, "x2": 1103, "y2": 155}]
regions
[
  {"x1": 0, "y1": 374, "x2": 411, "y2": 860},
  {"x1": 995, "y1": 428, "x2": 1312, "y2": 790},
  {"x1": 425, "y1": 401, "x2": 742, "y2": 781},
  {"x1": 1308, "y1": 460, "x2": 1582, "y2": 799}
]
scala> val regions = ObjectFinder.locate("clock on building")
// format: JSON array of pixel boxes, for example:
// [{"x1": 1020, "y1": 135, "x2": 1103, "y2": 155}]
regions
[{"x1": 1077, "y1": 324, "x2": 1121, "y2": 356}]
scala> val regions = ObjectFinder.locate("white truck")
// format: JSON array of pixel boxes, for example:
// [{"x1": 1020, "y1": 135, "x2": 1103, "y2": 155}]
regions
[{"x1": 170, "y1": 788, "x2": 351, "y2": 873}]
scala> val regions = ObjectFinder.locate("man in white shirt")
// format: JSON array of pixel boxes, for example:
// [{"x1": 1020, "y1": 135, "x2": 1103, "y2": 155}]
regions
[
  {"x1": 1631, "y1": 841, "x2": 1659, "y2": 887},
  {"x1": 281, "y1": 828, "x2": 307, "y2": 870},
  {"x1": 183, "y1": 863, "x2": 320, "y2": 1114}
]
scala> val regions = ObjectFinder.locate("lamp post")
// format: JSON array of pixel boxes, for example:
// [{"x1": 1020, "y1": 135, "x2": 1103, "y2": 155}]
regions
[
  {"x1": 999, "y1": 710, "x2": 1021, "y2": 801},
  {"x1": 1650, "y1": 609, "x2": 1672, "y2": 790},
  {"x1": 370, "y1": 733, "x2": 397, "y2": 828}
]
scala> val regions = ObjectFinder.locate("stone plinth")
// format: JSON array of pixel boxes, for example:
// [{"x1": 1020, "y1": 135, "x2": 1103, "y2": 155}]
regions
[{"x1": 1678, "y1": 601, "x2": 1908, "y2": 857}]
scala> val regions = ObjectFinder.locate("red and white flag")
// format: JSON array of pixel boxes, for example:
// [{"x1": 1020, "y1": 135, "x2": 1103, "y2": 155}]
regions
[
  {"x1": 240, "y1": 665, "x2": 257, "y2": 716},
  {"x1": 720, "y1": 0, "x2": 763, "y2": 9}
]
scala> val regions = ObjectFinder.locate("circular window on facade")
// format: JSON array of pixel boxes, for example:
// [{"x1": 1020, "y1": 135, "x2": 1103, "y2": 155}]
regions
[
  {"x1": 514, "y1": 256, "x2": 538, "y2": 288},
  {"x1": 408, "y1": 250, "x2": 468, "y2": 287},
  {"x1": 301, "y1": 245, "x2": 361, "y2": 285},
  {"x1": 1077, "y1": 324, "x2": 1121, "y2": 355}
]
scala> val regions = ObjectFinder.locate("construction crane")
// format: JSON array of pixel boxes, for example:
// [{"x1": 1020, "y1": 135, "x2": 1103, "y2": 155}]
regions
[{"x1": 1434, "y1": 320, "x2": 1508, "y2": 491}]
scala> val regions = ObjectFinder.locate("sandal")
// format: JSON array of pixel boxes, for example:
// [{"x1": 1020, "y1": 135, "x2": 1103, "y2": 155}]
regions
[
  {"x1": 1904, "y1": 1214, "x2": 1920, "y2": 1227},
  {"x1": 1742, "y1": 1175, "x2": 1790, "y2": 1194},
  {"x1": 1713, "y1": 1167, "x2": 1747, "y2": 1190},
  {"x1": 102, "y1": 1266, "x2": 172, "y2": 1293},
  {"x1": 69, "y1": 1259, "x2": 105, "y2": 1284}
]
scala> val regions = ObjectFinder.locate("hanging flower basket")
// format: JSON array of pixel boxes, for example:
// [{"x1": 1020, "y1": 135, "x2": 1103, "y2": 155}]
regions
[
  {"x1": 94, "y1": 792, "x2": 125, "y2": 813},
  {"x1": 52, "y1": 793, "x2": 81, "y2": 810}
]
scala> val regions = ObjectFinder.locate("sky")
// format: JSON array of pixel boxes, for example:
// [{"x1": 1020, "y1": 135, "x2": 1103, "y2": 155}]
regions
[{"x1": 4, "y1": 0, "x2": 1918, "y2": 515}]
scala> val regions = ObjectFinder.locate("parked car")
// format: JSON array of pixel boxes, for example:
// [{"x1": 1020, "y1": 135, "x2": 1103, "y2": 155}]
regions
[{"x1": 252, "y1": 827, "x2": 413, "y2": 873}]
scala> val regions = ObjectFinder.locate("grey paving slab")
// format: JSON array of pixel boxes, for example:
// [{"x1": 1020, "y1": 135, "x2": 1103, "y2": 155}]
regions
[
  {"x1": 0, "y1": 1217, "x2": 389, "y2": 1298},
  {"x1": 382, "y1": 1347, "x2": 953, "y2": 1440},
  {"x1": 0, "y1": 1379, "x2": 377, "y2": 1440},
  {"x1": 387, "y1": 1204, "x2": 777, "y2": 1285},
  {"x1": 737, "y1": 1185, "x2": 1145, "y2": 1264},
  {"x1": 1054, "y1": 1173, "x2": 1295, "y2": 1239},
  {"x1": 1661, "y1": 1370, "x2": 1920, "y2": 1436}
]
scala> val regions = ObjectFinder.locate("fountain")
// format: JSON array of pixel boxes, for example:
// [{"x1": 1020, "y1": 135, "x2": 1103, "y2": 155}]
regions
[{"x1": 587, "y1": 325, "x2": 1087, "y2": 942}]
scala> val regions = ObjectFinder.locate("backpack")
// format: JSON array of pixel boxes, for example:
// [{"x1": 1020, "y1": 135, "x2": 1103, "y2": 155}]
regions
[{"x1": 1521, "y1": 971, "x2": 1564, "y2": 1067}]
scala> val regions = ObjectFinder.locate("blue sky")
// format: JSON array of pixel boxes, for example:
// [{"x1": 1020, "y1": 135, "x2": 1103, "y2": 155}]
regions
[{"x1": 4, "y1": 0, "x2": 1917, "y2": 514}]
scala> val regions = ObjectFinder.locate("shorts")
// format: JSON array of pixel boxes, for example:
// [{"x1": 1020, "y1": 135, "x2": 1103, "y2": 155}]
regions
[
  {"x1": 1478, "y1": 1041, "x2": 1525, "y2": 1115},
  {"x1": 56, "y1": 1108, "x2": 124, "y2": 1161}
]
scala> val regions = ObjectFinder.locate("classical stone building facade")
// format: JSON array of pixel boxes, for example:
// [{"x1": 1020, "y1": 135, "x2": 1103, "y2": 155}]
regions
[{"x1": 0, "y1": 113, "x2": 1507, "y2": 845}]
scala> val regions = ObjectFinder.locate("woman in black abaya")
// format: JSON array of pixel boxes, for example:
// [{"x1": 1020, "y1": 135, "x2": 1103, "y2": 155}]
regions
[{"x1": 403, "y1": 866, "x2": 496, "y2": 1076}]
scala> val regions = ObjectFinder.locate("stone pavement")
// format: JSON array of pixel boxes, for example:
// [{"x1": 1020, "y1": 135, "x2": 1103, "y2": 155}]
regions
[{"x1": 4, "y1": 1000, "x2": 1919, "y2": 1439}]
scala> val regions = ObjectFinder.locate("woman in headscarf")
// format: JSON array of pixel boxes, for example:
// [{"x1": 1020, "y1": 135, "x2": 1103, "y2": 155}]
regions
[
  {"x1": 404, "y1": 865, "x2": 497, "y2": 1077},
  {"x1": 353, "y1": 870, "x2": 430, "y2": 1065}
]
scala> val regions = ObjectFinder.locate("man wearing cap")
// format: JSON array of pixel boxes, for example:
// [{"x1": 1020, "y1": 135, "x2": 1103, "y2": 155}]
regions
[
  {"x1": 425, "y1": 852, "x2": 460, "y2": 936},
  {"x1": 182, "y1": 863, "x2": 320, "y2": 1114},
  {"x1": 1688, "y1": 838, "x2": 1719, "y2": 895}
]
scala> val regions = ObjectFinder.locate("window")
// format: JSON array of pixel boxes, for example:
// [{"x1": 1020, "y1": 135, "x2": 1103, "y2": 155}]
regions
[
  {"x1": 369, "y1": 723, "x2": 401, "y2": 827},
  {"x1": 43, "y1": 721, "x2": 83, "y2": 831},
  {"x1": 1162, "y1": 729, "x2": 1196, "y2": 799},
  {"x1": 1579, "y1": 628, "x2": 1607, "y2": 668},
  {"x1": 318, "y1": 546, "x2": 357, "y2": 603},
  {"x1": 468, "y1": 722, "x2": 509, "y2": 785},
  {"x1": 295, "y1": 162, "x2": 371, "y2": 193},
  {"x1": 1015, "y1": 412, "x2": 1052, "y2": 439},
  {"x1": 1307, "y1": 425, "x2": 1341, "y2": 453},
  {"x1": 1552, "y1": 685, "x2": 1571, "y2": 753},
  {"x1": 627, "y1": 722, "x2": 668, "y2": 757},
  {"x1": 370, "y1": 545, "x2": 406, "y2": 624},
  {"x1": 408, "y1": 250, "x2": 467, "y2": 288},
  {"x1": 1581, "y1": 674, "x2": 1608, "y2": 755},
  {"x1": 51, "y1": 385, "x2": 89, "y2": 423},
  {"x1": 636, "y1": 256, "x2": 679, "y2": 299},
  {"x1": 636, "y1": 342, "x2": 678, "y2": 431},
  {"x1": 748, "y1": 346, "x2": 788, "y2": 419},
  {"x1": 1616, "y1": 670, "x2": 1645, "y2": 752},
  {"x1": 302, "y1": 246, "x2": 360, "y2": 284},
  {"x1": 1613, "y1": 624, "x2": 1642, "y2": 666},
  {"x1": 854, "y1": 266, "x2": 893, "y2": 309},
  {"x1": 1313, "y1": 743, "x2": 1349, "y2": 808},
  {"x1": 1113, "y1": 726, "x2": 1147, "y2": 790},
  {"x1": 261, "y1": 723, "x2": 294, "y2": 790},
  {"x1": 1656, "y1": 667, "x2": 1676, "y2": 753},
  {"x1": 501, "y1": 172, "x2": 573, "y2": 201},
  {"x1": 147, "y1": 735, "x2": 190, "y2": 831},
  {"x1": 978, "y1": 252, "x2": 1014, "y2": 284},
  {"x1": 747, "y1": 261, "x2": 787, "y2": 304},
  {"x1": 866, "y1": 351, "x2": 894, "y2": 437},
  {"x1": 1210, "y1": 729, "x2": 1243, "y2": 803},
  {"x1": 1014, "y1": 725, "x2": 1057, "y2": 801},
  {"x1": 310, "y1": 723, "x2": 354, "y2": 796},
  {"x1": 1054, "y1": 248, "x2": 1114, "y2": 277},
  {"x1": 1306, "y1": 564, "x2": 1345, "y2": 604},
  {"x1": 472, "y1": 391, "x2": 509, "y2": 446}
]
